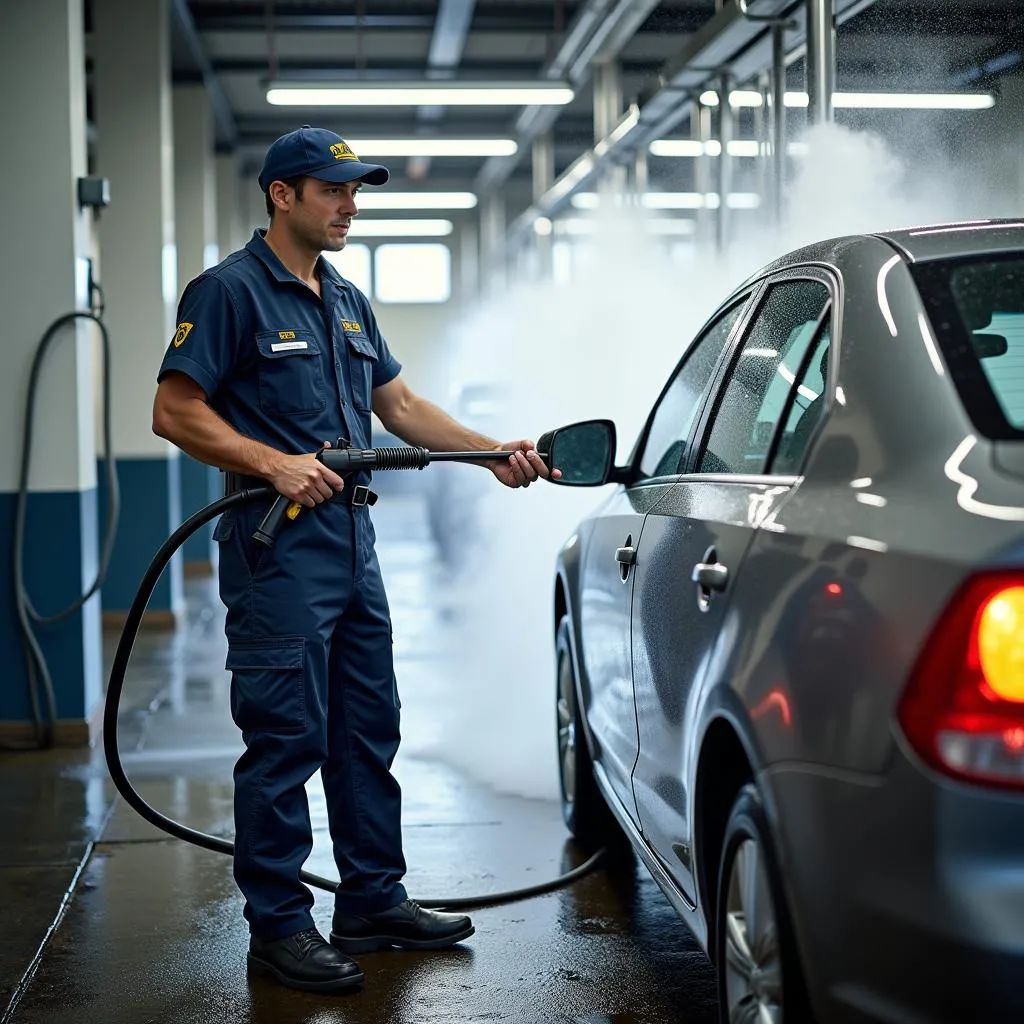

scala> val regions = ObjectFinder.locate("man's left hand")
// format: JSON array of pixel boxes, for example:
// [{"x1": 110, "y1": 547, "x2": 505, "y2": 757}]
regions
[{"x1": 490, "y1": 439, "x2": 562, "y2": 489}]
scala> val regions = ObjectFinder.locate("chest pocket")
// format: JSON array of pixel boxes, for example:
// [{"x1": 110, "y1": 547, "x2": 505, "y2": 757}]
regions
[
  {"x1": 254, "y1": 331, "x2": 326, "y2": 417},
  {"x1": 344, "y1": 330, "x2": 377, "y2": 412}
]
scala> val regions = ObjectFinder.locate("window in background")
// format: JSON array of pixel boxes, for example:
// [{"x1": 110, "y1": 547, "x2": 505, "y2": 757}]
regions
[
  {"x1": 322, "y1": 243, "x2": 372, "y2": 294},
  {"x1": 374, "y1": 243, "x2": 451, "y2": 303}
]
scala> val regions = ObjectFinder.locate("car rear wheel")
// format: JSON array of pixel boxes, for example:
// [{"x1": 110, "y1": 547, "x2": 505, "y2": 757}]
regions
[
  {"x1": 556, "y1": 616, "x2": 617, "y2": 847},
  {"x1": 716, "y1": 784, "x2": 813, "y2": 1024}
]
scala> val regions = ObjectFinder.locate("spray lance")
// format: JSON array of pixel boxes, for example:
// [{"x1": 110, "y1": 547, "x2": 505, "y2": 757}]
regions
[
  {"x1": 251, "y1": 438, "x2": 516, "y2": 547},
  {"x1": 102, "y1": 439, "x2": 606, "y2": 911}
]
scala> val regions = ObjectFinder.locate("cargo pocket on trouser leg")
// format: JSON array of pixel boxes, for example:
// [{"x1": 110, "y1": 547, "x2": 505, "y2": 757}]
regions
[{"x1": 226, "y1": 637, "x2": 307, "y2": 733}]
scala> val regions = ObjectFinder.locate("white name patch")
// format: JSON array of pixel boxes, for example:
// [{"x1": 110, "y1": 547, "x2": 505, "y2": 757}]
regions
[{"x1": 270, "y1": 340, "x2": 309, "y2": 352}]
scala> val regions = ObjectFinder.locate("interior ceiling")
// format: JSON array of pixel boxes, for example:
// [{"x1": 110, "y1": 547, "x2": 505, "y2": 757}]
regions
[{"x1": 165, "y1": 0, "x2": 1023, "y2": 198}]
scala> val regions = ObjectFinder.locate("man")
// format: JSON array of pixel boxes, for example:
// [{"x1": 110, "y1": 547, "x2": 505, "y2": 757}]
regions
[{"x1": 152, "y1": 125, "x2": 558, "y2": 994}]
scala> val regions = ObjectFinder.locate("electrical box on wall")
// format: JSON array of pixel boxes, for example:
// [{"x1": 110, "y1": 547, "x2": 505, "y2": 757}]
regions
[{"x1": 77, "y1": 176, "x2": 111, "y2": 212}]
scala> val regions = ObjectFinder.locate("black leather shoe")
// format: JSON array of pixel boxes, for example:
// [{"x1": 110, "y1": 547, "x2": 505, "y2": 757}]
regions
[
  {"x1": 331, "y1": 899, "x2": 474, "y2": 953},
  {"x1": 248, "y1": 927, "x2": 364, "y2": 993}
]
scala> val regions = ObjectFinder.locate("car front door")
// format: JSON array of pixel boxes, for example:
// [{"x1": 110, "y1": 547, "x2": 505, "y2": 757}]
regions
[
  {"x1": 629, "y1": 274, "x2": 834, "y2": 901},
  {"x1": 578, "y1": 298, "x2": 750, "y2": 825}
]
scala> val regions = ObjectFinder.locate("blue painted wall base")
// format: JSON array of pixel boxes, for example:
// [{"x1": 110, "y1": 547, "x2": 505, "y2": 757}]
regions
[
  {"x1": 180, "y1": 455, "x2": 220, "y2": 569},
  {"x1": 0, "y1": 488, "x2": 102, "y2": 729},
  {"x1": 98, "y1": 456, "x2": 184, "y2": 618}
]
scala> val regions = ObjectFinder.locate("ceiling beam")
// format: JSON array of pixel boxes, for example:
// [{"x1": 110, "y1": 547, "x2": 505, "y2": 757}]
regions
[
  {"x1": 506, "y1": 0, "x2": 883, "y2": 240},
  {"x1": 412, "y1": 0, "x2": 479, "y2": 175},
  {"x1": 193, "y1": 3, "x2": 544, "y2": 33},
  {"x1": 170, "y1": 0, "x2": 237, "y2": 148},
  {"x1": 475, "y1": 0, "x2": 662, "y2": 193},
  {"x1": 428, "y1": 0, "x2": 477, "y2": 68}
]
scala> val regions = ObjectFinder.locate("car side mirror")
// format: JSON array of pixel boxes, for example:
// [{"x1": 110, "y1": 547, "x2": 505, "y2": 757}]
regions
[
  {"x1": 973, "y1": 332, "x2": 1008, "y2": 359},
  {"x1": 537, "y1": 419, "x2": 617, "y2": 486}
]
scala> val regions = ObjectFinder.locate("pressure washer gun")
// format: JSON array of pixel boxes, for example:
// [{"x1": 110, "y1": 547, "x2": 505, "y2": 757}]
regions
[{"x1": 252, "y1": 438, "x2": 515, "y2": 548}]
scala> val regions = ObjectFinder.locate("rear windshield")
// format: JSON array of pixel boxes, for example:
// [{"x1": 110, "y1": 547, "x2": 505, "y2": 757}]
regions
[{"x1": 913, "y1": 255, "x2": 1024, "y2": 439}]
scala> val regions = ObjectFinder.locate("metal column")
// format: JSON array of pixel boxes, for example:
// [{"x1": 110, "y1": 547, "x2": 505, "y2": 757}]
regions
[
  {"x1": 593, "y1": 60, "x2": 626, "y2": 192},
  {"x1": 770, "y1": 21, "x2": 788, "y2": 221},
  {"x1": 480, "y1": 195, "x2": 506, "y2": 295},
  {"x1": 531, "y1": 133, "x2": 554, "y2": 278},
  {"x1": 631, "y1": 149, "x2": 649, "y2": 201},
  {"x1": 593, "y1": 60, "x2": 622, "y2": 143},
  {"x1": 715, "y1": 73, "x2": 733, "y2": 253},
  {"x1": 693, "y1": 98, "x2": 712, "y2": 246},
  {"x1": 806, "y1": 0, "x2": 835, "y2": 126}
]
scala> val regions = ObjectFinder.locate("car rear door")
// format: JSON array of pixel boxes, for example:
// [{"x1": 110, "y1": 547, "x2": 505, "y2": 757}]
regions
[
  {"x1": 578, "y1": 298, "x2": 750, "y2": 825},
  {"x1": 629, "y1": 273, "x2": 835, "y2": 900}
]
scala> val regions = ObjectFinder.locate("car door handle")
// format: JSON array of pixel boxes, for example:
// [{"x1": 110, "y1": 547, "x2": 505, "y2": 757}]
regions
[
  {"x1": 691, "y1": 560, "x2": 728, "y2": 592},
  {"x1": 615, "y1": 546, "x2": 636, "y2": 566}
]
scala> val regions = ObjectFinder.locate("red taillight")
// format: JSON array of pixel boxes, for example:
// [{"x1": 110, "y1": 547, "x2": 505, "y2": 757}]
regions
[{"x1": 898, "y1": 573, "x2": 1024, "y2": 790}]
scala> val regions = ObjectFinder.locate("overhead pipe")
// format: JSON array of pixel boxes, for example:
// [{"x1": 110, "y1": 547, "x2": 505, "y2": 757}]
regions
[
  {"x1": 504, "y1": 0, "x2": 875, "y2": 243},
  {"x1": 476, "y1": 0, "x2": 660, "y2": 191}
]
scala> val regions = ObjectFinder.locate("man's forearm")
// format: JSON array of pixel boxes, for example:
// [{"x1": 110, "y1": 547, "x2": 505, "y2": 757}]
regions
[
  {"x1": 381, "y1": 393, "x2": 500, "y2": 456},
  {"x1": 154, "y1": 396, "x2": 284, "y2": 478}
]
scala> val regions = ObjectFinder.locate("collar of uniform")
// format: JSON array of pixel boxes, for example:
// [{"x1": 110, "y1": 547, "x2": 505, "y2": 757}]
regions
[{"x1": 246, "y1": 229, "x2": 350, "y2": 291}]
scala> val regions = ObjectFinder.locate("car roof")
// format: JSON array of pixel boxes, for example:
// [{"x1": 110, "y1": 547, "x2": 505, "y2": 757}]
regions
[
  {"x1": 725, "y1": 218, "x2": 1024, "y2": 301},
  {"x1": 872, "y1": 219, "x2": 1024, "y2": 263}
]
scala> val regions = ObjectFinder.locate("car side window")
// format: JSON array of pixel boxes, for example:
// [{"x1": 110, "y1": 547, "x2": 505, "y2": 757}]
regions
[
  {"x1": 697, "y1": 280, "x2": 830, "y2": 475},
  {"x1": 638, "y1": 302, "x2": 745, "y2": 479},
  {"x1": 770, "y1": 319, "x2": 831, "y2": 474}
]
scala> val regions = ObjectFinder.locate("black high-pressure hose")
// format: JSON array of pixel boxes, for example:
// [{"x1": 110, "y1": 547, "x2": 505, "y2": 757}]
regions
[
  {"x1": 11, "y1": 304, "x2": 120, "y2": 750},
  {"x1": 102, "y1": 485, "x2": 605, "y2": 910}
]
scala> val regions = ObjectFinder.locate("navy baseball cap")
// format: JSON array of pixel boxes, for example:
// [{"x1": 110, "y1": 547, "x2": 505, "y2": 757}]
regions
[{"x1": 258, "y1": 125, "x2": 389, "y2": 191}]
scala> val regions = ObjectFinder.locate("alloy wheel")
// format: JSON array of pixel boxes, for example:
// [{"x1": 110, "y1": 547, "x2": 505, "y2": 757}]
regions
[{"x1": 723, "y1": 837, "x2": 784, "y2": 1024}]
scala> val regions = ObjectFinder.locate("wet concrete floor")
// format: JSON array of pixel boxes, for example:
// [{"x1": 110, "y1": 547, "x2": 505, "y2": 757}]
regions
[{"x1": 0, "y1": 495, "x2": 718, "y2": 1024}]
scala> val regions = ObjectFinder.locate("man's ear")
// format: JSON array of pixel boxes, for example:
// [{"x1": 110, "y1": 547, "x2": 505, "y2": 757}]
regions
[{"x1": 268, "y1": 180, "x2": 292, "y2": 213}]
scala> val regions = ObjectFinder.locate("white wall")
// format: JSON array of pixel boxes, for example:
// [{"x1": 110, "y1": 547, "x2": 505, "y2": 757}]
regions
[{"x1": 373, "y1": 303, "x2": 466, "y2": 406}]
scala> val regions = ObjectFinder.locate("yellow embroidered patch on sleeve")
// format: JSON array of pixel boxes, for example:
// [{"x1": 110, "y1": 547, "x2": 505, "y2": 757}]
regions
[{"x1": 173, "y1": 322, "x2": 193, "y2": 347}]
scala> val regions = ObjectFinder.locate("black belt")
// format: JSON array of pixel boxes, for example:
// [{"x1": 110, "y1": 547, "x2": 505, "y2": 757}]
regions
[{"x1": 224, "y1": 473, "x2": 378, "y2": 507}]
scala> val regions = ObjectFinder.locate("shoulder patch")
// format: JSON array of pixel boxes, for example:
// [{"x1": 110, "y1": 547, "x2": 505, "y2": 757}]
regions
[{"x1": 173, "y1": 322, "x2": 193, "y2": 347}]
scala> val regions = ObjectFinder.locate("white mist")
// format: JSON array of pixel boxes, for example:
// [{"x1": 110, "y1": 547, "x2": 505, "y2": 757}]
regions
[{"x1": 410, "y1": 121, "x2": 988, "y2": 800}]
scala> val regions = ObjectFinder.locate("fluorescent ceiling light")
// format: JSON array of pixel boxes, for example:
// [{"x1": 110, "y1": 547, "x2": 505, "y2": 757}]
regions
[
  {"x1": 354, "y1": 192, "x2": 477, "y2": 210},
  {"x1": 553, "y1": 218, "x2": 696, "y2": 237},
  {"x1": 571, "y1": 192, "x2": 762, "y2": 210},
  {"x1": 649, "y1": 139, "x2": 809, "y2": 157},
  {"x1": 267, "y1": 83, "x2": 574, "y2": 106},
  {"x1": 346, "y1": 219, "x2": 453, "y2": 237},
  {"x1": 833, "y1": 91, "x2": 995, "y2": 109},
  {"x1": 700, "y1": 89, "x2": 994, "y2": 110},
  {"x1": 344, "y1": 138, "x2": 517, "y2": 157}
]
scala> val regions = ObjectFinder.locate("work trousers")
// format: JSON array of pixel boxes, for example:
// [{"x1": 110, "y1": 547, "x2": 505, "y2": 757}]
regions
[{"x1": 214, "y1": 497, "x2": 407, "y2": 940}]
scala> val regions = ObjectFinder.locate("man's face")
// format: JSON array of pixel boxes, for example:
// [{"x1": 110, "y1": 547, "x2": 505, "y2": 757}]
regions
[{"x1": 287, "y1": 178, "x2": 361, "y2": 252}]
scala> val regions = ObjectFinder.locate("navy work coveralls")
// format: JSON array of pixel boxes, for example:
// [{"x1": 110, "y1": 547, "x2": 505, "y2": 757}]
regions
[{"x1": 158, "y1": 229, "x2": 408, "y2": 940}]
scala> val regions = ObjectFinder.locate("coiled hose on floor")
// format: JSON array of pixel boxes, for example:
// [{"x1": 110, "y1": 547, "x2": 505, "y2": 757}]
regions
[{"x1": 102, "y1": 487, "x2": 605, "y2": 910}]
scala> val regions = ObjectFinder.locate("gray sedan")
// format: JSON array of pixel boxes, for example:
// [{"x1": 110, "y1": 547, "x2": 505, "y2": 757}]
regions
[{"x1": 542, "y1": 220, "x2": 1024, "y2": 1024}]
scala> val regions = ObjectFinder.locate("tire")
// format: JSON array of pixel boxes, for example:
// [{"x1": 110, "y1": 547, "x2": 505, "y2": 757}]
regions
[
  {"x1": 555, "y1": 616, "x2": 620, "y2": 848},
  {"x1": 715, "y1": 784, "x2": 814, "y2": 1024}
]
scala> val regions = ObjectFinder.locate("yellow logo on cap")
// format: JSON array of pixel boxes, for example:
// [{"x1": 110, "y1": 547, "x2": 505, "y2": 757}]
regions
[
  {"x1": 173, "y1": 322, "x2": 193, "y2": 347},
  {"x1": 329, "y1": 142, "x2": 357, "y2": 161}
]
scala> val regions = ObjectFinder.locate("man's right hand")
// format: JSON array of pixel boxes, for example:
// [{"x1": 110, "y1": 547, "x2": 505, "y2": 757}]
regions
[{"x1": 267, "y1": 442, "x2": 346, "y2": 507}]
